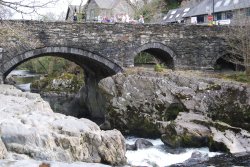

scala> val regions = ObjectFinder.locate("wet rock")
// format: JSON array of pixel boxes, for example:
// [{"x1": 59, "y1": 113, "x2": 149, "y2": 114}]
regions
[
  {"x1": 135, "y1": 138, "x2": 153, "y2": 150},
  {"x1": 160, "y1": 112, "x2": 250, "y2": 153},
  {"x1": 170, "y1": 151, "x2": 209, "y2": 167},
  {"x1": 184, "y1": 151, "x2": 209, "y2": 164},
  {"x1": 4, "y1": 76, "x2": 16, "y2": 85},
  {"x1": 99, "y1": 69, "x2": 250, "y2": 153},
  {"x1": 99, "y1": 121, "x2": 111, "y2": 130},
  {"x1": 0, "y1": 84, "x2": 126, "y2": 165},
  {"x1": 0, "y1": 137, "x2": 7, "y2": 159},
  {"x1": 126, "y1": 144, "x2": 136, "y2": 151}
]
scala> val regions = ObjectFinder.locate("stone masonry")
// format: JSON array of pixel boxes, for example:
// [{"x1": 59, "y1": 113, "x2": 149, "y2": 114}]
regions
[
  {"x1": 0, "y1": 20, "x2": 231, "y2": 119},
  {"x1": 0, "y1": 20, "x2": 229, "y2": 80}
]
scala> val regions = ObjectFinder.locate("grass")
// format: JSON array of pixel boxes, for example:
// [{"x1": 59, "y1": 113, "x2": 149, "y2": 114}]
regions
[
  {"x1": 124, "y1": 67, "x2": 250, "y2": 85},
  {"x1": 222, "y1": 72, "x2": 250, "y2": 83}
]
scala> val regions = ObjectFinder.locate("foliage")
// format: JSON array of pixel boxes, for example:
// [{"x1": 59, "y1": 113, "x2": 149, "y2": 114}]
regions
[
  {"x1": 134, "y1": 52, "x2": 156, "y2": 64},
  {"x1": 224, "y1": 16, "x2": 250, "y2": 75},
  {"x1": 224, "y1": 72, "x2": 250, "y2": 84},
  {"x1": 132, "y1": 0, "x2": 182, "y2": 22},
  {"x1": 17, "y1": 56, "x2": 84, "y2": 77},
  {"x1": 164, "y1": 0, "x2": 183, "y2": 11},
  {"x1": 154, "y1": 64, "x2": 165, "y2": 72}
]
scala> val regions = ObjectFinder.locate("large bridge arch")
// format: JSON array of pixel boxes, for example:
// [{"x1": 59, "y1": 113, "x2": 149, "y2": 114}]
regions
[
  {"x1": 131, "y1": 43, "x2": 177, "y2": 69},
  {"x1": 3, "y1": 46, "x2": 123, "y2": 120},
  {"x1": 3, "y1": 46, "x2": 123, "y2": 79}
]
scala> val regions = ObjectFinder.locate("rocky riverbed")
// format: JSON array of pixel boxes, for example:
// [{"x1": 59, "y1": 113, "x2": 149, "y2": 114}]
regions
[
  {"x1": 2, "y1": 68, "x2": 250, "y2": 166},
  {"x1": 0, "y1": 84, "x2": 126, "y2": 166},
  {"x1": 99, "y1": 69, "x2": 250, "y2": 153}
]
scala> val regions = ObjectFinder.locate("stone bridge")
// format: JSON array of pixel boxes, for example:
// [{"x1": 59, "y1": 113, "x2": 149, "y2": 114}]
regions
[
  {"x1": 0, "y1": 20, "x2": 229, "y2": 82},
  {"x1": 0, "y1": 20, "x2": 229, "y2": 118}
]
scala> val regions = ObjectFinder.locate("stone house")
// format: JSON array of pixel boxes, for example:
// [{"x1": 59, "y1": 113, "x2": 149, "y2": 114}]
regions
[
  {"x1": 65, "y1": 5, "x2": 86, "y2": 21},
  {"x1": 163, "y1": 0, "x2": 250, "y2": 25},
  {"x1": 184, "y1": 0, "x2": 250, "y2": 25},
  {"x1": 84, "y1": 0, "x2": 135, "y2": 21}
]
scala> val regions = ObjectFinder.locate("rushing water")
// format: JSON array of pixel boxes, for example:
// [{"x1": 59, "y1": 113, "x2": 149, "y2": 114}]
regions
[
  {"x1": 125, "y1": 137, "x2": 221, "y2": 167},
  {"x1": 7, "y1": 70, "x2": 250, "y2": 167}
]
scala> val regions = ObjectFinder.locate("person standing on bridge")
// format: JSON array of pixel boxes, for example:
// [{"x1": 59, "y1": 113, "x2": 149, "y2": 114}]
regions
[
  {"x1": 138, "y1": 15, "x2": 144, "y2": 24},
  {"x1": 73, "y1": 12, "x2": 77, "y2": 22}
]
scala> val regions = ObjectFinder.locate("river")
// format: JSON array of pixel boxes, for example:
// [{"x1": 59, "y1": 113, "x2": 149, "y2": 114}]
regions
[{"x1": 6, "y1": 70, "x2": 250, "y2": 167}]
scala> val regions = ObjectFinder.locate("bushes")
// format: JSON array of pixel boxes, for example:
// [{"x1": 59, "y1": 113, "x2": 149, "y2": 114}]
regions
[{"x1": 154, "y1": 64, "x2": 165, "y2": 72}]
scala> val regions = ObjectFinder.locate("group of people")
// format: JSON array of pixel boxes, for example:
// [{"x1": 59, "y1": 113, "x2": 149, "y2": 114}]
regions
[
  {"x1": 73, "y1": 12, "x2": 144, "y2": 24},
  {"x1": 97, "y1": 14, "x2": 144, "y2": 24}
]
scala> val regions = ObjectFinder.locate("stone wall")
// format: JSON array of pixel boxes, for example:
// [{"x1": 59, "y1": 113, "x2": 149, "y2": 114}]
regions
[{"x1": 0, "y1": 20, "x2": 229, "y2": 78}]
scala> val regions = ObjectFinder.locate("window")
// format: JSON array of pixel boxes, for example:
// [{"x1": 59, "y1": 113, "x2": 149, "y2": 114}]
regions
[
  {"x1": 247, "y1": 8, "x2": 250, "y2": 16},
  {"x1": 197, "y1": 15, "x2": 204, "y2": 23},
  {"x1": 225, "y1": 11, "x2": 233, "y2": 19},
  {"x1": 215, "y1": 13, "x2": 222, "y2": 20}
]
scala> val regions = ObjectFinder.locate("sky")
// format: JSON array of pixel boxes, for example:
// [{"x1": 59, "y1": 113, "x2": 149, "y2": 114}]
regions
[{"x1": 10, "y1": 0, "x2": 87, "y2": 20}]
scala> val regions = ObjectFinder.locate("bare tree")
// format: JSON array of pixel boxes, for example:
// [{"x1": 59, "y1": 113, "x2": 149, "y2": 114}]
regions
[
  {"x1": 0, "y1": 0, "x2": 58, "y2": 18},
  {"x1": 132, "y1": 0, "x2": 166, "y2": 22},
  {"x1": 224, "y1": 12, "x2": 250, "y2": 75},
  {"x1": 0, "y1": 0, "x2": 58, "y2": 56}
]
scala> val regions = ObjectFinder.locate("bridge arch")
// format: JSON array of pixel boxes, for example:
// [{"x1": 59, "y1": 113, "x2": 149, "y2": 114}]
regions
[
  {"x1": 3, "y1": 46, "x2": 124, "y2": 120},
  {"x1": 3, "y1": 46, "x2": 123, "y2": 79},
  {"x1": 213, "y1": 52, "x2": 245, "y2": 71},
  {"x1": 132, "y1": 43, "x2": 177, "y2": 69}
]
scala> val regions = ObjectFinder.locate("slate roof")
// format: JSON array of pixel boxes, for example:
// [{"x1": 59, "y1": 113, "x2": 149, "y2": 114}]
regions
[
  {"x1": 163, "y1": 7, "x2": 191, "y2": 23},
  {"x1": 86, "y1": 0, "x2": 133, "y2": 9},
  {"x1": 184, "y1": 0, "x2": 250, "y2": 17},
  {"x1": 94, "y1": 0, "x2": 120, "y2": 9}
]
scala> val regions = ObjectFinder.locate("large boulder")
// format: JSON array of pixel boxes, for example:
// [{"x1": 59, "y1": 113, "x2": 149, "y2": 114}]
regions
[
  {"x1": 0, "y1": 85, "x2": 126, "y2": 165},
  {"x1": 160, "y1": 112, "x2": 250, "y2": 153},
  {"x1": 99, "y1": 69, "x2": 250, "y2": 153}
]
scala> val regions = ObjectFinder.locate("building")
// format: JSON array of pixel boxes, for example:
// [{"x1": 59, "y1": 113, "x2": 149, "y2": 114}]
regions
[
  {"x1": 162, "y1": 7, "x2": 191, "y2": 23},
  {"x1": 84, "y1": 0, "x2": 135, "y2": 22},
  {"x1": 65, "y1": 5, "x2": 86, "y2": 21},
  {"x1": 184, "y1": 0, "x2": 250, "y2": 25},
  {"x1": 163, "y1": 0, "x2": 250, "y2": 25}
]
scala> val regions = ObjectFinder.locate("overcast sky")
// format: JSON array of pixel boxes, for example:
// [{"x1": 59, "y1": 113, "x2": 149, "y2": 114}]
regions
[{"x1": 11, "y1": 0, "x2": 87, "y2": 20}]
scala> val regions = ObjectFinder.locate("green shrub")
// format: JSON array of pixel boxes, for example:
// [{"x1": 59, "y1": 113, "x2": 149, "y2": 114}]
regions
[{"x1": 154, "y1": 64, "x2": 164, "y2": 72}]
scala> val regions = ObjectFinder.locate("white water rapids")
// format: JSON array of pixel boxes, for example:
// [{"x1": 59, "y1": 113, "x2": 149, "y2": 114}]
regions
[{"x1": 125, "y1": 137, "x2": 221, "y2": 167}]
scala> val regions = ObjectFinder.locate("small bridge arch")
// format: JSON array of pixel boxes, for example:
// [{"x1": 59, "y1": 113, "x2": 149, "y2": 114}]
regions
[{"x1": 132, "y1": 43, "x2": 177, "y2": 69}]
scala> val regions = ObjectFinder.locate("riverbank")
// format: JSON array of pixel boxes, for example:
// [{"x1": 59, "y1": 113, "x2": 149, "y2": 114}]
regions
[
  {"x1": 0, "y1": 84, "x2": 126, "y2": 166},
  {"x1": 2, "y1": 68, "x2": 250, "y2": 166},
  {"x1": 99, "y1": 68, "x2": 250, "y2": 153}
]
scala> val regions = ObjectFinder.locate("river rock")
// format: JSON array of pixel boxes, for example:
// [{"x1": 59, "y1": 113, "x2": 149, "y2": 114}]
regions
[
  {"x1": 0, "y1": 84, "x2": 126, "y2": 165},
  {"x1": 135, "y1": 138, "x2": 153, "y2": 150},
  {"x1": 0, "y1": 137, "x2": 7, "y2": 159},
  {"x1": 126, "y1": 138, "x2": 153, "y2": 151},
  {"x1": 99, "y1": 69, "x2": 250, "y2": 153},
  {"x1": 126, "y1": 144, "x2": 136, "y2": 151},
  {"x1": 0, "y1": 160, "x2": 111, "y2": 167},
  {"x1": 170, "y1": 151, "x2": 209, "y2": 167}
]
